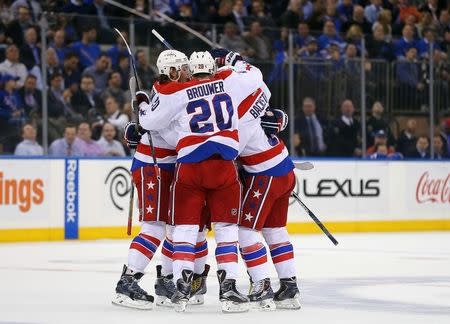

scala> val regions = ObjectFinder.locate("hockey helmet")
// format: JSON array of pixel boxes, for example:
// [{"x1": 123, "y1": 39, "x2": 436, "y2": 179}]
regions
[
  {"x1": 189, "y1": 51, "x2": 216, "y2": 76},
  {"x1": 156, "y1": 49, "x2": 189, "y2": 80}
]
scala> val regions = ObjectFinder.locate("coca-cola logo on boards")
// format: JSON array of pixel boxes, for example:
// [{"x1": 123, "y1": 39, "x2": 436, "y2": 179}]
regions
[{"x1": 416, "y1": 172, "x2": 450, "y2": 204}]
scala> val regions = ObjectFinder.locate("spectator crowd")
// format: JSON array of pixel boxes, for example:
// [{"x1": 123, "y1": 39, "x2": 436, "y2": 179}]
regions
[{"x1": 0, "y1": 0, "x2": 448, "y2": 159}]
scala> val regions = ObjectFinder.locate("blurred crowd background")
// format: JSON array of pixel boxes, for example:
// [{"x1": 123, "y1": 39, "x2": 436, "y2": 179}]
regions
[{"x1": 0, "y1": 0, "x2": 449, "y2": 160}]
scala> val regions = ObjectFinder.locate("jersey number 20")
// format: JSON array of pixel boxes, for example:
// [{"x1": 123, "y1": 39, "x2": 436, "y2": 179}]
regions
[{"x1": 186, "y1": 94, "x2": 233, "y2": 133}]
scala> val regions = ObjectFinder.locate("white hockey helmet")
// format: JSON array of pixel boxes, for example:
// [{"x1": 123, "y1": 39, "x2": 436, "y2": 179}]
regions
[
  {"x1": 156, "y1": 49, "x2": 189, "y2": 79},
  {"x1": 189, "y1": 51, "x2": 216, "y2": 76}
]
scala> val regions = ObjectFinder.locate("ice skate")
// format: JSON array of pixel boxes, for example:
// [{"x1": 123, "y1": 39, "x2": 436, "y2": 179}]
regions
[
  {"x1": 273, "y1": 277, "x2": 301, "y2": 310},
  {"x1": 112, "y1": 265, "x2": 154, "y2": 310},
  {"x1": 154, "y1": 265, "x2": 176, "y2": 307},
  {"x1": 171, "y1": 269, "x2": 193, "y2": 312},
  {"x1": 248, "y1": 277, "x2": 276, "y2": 311},
  {"x1": 217, "y1": 270, "x2": 250, "y2": 313},
  {"x1": 189, "y1": 264, "x2": 210, "y2": 305}
]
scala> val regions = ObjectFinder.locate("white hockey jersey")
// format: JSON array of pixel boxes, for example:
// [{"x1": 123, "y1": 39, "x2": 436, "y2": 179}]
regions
[
  {"x1": 139, "y1": 61, "x2": 263, "y2": 163},
  {"x1": 238, "y1": 83, "x2": 294, "y2": 176},
  {"x1": 130, "y1": 130, "x2": 178, "y2": 172}
]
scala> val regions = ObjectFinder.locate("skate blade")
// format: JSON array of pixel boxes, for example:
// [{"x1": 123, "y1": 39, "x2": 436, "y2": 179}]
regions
[
  {"x1": 221, "y1": 300, "x2": 250, "y2": 313},
  {"x1": 112, "y1": 293, "x2": 153, "y2": 310},
  {"x1": 250, "y1": 299, "x2": 276, "y2": 311},
  {"x1": 155, "y1": 295, "x2": 174, "y2": 307},
  {"x1": 188, "y1": 294, "x2": 204, "y2": 305},
  {"x1": 174, "y1": 300, "x2": 188, "y2": 312},
  {"x1": 274, "y1": 293, "x2": 301, "y2": 310}
]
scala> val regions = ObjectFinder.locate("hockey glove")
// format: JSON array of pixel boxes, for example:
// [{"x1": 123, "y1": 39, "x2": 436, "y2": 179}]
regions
[
  {"x1": 224, "y1": 51, "x2": 243, "y2": 67},
  {"x1": 136, "y1": 91, "x2": 150, "y2": 106},
  {"x1": 210, "y1": 48, "x2": 230, "y2": 68},
  {"x1": 124, "y1": 121, "x2": 146, "y2": 149},
  {"x1": 260, "y1": 109, "x2": 289, "y2": 136}
]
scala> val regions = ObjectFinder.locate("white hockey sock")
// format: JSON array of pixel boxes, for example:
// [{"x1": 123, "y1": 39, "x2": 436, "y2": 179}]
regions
[
  {"x1": 262, "y1": 227, "x2": 297, "y2": 279},
  {"x1": 194, "y1": 228, "x2": 208, "y2": 274},
  {"x1": 214, "y1": 222, "x2": 239, "y2": 280},
  {"x1": 160, "y1": 225, "x2": 174, "y2": 276},
  {"x1": 128, "y1": 221, "x2": 165, "y2": 273},
  {"x1": 238, "y1": 227, "x2": 270, "y2": 282},
  {"x1": 172, "y1": 224, "x2": 199, "y2": 282}
]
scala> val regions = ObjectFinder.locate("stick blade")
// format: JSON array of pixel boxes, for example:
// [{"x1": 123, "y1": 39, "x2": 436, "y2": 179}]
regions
[
  {"x1": 129, "y1": 76, "x2": 136, "y2": 99},
  {"x1": 295, "y1": 162, "x2": 314, "y2": 170}
]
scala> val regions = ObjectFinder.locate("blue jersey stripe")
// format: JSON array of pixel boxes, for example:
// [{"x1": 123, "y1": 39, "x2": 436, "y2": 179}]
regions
[
  {"x1": 178, "y1": 142, "x2": 238, "y2": 163},
  {"x1": 131, "y1": 159, "x2": 175, "y2": 172},
  {"x1": 245, "y1": 156, "x2": 295, "y2": 177}
]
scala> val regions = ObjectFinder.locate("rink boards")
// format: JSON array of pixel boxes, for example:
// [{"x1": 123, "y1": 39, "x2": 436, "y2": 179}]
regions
[{"x1": 0, "y1": 157, "x2": 449, "y2": 242}]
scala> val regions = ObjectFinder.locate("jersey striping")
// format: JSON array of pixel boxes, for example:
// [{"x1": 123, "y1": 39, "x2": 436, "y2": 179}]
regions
[
  {"x1": 238, "y1": 83, "x2": 294, "y2": 176},
  {"x1": 130, "y1": 130, "x2": 177, "y2": 171},
  {"x1": 139, "y1": 61, "x2": 263, "y2": 163}
]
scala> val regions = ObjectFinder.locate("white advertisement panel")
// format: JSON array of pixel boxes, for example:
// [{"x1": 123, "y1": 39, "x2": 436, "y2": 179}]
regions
[
  {"x1": 289, "y1": 161, "x2": 390, "y2": 222},
  {"x1": 78, "y1": 159, "x2": 137, "y2": 228},
  {"x1": 402, "y1": 162, "x2": 450, "y2": 219},
  {"x1": 0, "y1": 158, "x2": 64, "y2": 229}
]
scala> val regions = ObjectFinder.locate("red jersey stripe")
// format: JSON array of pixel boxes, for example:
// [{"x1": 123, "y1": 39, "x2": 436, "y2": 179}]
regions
[
  {"x1": 240, "y1": 142, "x2": 285, "y2": 166},
  {"x1": 136, "y1": 144, "x2": 177, "y2": 158},
  {"x1": 238, "y1": 88, "x2": 262, "y2": 119},
  {"x1": 176, "y1": 129, "x2": 239, "y2": 151}
]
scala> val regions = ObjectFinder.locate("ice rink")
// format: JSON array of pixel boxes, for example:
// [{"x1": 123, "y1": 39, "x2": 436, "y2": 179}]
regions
[{"x1": 1, "y1": 232, "x2": 450, "y2": 324}]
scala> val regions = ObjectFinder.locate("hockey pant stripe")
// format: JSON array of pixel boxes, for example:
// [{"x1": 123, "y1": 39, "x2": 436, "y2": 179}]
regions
[
  {"x1": 173, "y1": 243, "x2": 195, "y2": 262},
  {"x1": 195, "y1": 240, "x2": 208, "y2": 259},
  {"x1": 240, "y1": 243, "x2": 268, "y2": 268},
  {"x1": 215, "y1": 243, "x2": 238, "y2": 264}
]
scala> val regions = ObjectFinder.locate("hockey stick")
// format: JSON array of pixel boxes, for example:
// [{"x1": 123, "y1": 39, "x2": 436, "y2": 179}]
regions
[
  {"x1": 151, "y1": 29, "x2": 174, "y2": 50},
  {"x1": 114, "y1": 28, "x2": 160, "y2": 235},
  {"x1": 296, "y1": 161, "x2": 314, "y2": 170},
  {"x1": 291, "y1": 191, "x2": 339, "y2": 246}
]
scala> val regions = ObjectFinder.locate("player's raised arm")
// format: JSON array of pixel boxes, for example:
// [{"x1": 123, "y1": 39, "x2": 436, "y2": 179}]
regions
[{"x1": 211, "y1": 50, "x2": 264, "y2": 106}]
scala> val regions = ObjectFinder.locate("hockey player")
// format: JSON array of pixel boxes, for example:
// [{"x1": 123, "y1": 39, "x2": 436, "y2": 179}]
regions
[
  {"x1": 137, "y1": 51, "x2": 263, "y2": 313},
  {"x1": 112, "y1": 49, "x2": 209, "y2": 309},
  {"x1": 211, "y1": 49, "x2": 301, "y2": 310}
]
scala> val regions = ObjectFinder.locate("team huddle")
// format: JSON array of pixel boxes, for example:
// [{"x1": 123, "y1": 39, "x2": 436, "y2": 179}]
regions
[{"x1": 111, "y1": 48, "x2": 300, "y2": 313}]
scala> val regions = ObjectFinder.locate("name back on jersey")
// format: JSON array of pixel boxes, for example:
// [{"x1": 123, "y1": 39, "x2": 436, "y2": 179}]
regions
[{"x1": 186, "y1": 81, "x2": 225, "y2": 100}]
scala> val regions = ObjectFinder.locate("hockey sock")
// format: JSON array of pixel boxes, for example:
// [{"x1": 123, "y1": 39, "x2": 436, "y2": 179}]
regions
[
  {"x1": 172, "y1": 224, "x2": 199, "y2": 282},
  {"x1": 128, "y1": 221, "x2": 165, "y2": 273},
  {"x1": 194, "y1": 228, "x2": 208, "y2": 274},
  {"x1": 160, "y1": 225, "x2": 174, "y2": 276},
  {"x1": 262, "y1": 227, "x2": 296, "y2": 279},
  {"x1": 238, "y1": 227, "x2": 270, "y2": 282},
  {"x1": 214, "y1": 222, "x2": 239, "y2": 280}
]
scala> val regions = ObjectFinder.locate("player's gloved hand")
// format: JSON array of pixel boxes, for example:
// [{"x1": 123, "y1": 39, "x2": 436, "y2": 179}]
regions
[
  {"x1": 124, "y1": 122, "x2": 145, "y2": 149},
  {"x1": 273, "y1": 108, "x2": 288, "y2": 132},
  {"x1": 210, "y1": 48, "x2": 230, "y2": 68},
  {"x1": 224, "y1": 51, "x2": 243, "y2": 67},
  {"x1": 260, "y1": 109, "x2": 289, "y2": 136},
  {"x1": 136, "y1": 91, "x2": 150, "y2": 106}
]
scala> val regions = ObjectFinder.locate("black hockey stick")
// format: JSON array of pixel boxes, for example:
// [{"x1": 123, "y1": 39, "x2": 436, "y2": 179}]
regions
[
  {"x1": 114, "y1": 28, "x2": 160, "y2": 235},
  {"x1": 292, "y1": 191, "x2": 338, "y2": 246}
]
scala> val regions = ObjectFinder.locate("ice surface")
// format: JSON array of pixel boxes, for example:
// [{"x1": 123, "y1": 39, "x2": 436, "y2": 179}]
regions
[{"x1": 1, "y1": 232, "x2": 450, "y2": 324}]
